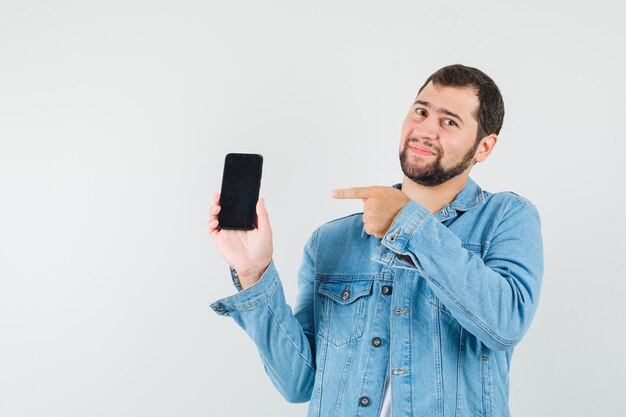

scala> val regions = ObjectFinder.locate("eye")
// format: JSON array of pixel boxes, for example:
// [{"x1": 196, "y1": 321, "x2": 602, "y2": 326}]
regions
[
  {"x1": 442, "y1": 118, "x2": 457, "y2": 127},
  {"x1": 415, "y1": 108, "x2": 427, "y2": 116}
]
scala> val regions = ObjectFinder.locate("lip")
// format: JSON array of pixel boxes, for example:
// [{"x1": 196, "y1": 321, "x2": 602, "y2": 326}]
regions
[{"x1": 408, "y1": 143, "x2": 436, "y2": 156}]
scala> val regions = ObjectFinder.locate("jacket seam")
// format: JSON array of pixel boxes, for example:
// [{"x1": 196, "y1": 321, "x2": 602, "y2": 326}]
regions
[
  {"x1": 312, "y1": 228, "x2": 319, "y2": 273},
  {"x1": 315, "y1": 273, "x2": 391, "y2": 280},
  {"x1": 455, "y1": 328, "x2": 465, "y2": 417},
  {"x1": 229, "y1": 280, "x2": 278, "y2": 312},
  {"x1": 266, "y1": 303, "x2": 316, "y2": 372}
]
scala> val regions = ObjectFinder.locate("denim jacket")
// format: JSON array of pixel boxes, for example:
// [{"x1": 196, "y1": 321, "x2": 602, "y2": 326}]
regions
[{"x1": 211, "y1": 178, "x2": 543, "y2": 417}]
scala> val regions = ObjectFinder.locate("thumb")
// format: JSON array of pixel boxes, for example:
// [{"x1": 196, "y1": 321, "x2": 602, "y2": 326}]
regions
[{"x1": 256, "y1": 198, "x2": 271, "y2": 232}]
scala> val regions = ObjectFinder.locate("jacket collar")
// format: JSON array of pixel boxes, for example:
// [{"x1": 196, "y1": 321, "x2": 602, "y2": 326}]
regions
[
  {"x1": 445, "y1": 176, "x2": 485, "y2": 212},
  {"x1": 391, "y1": 176, "x2": 485, "y2": 220}
]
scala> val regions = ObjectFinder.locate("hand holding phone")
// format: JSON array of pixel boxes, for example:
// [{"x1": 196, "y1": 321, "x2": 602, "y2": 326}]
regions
[{"x1": 208, "y1": 153, "x2": 272, "y2": 289}]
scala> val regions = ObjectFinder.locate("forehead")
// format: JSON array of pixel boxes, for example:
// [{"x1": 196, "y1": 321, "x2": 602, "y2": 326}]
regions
[{"x1": 416, "y1": 82, "x2": 479, "y2": 121}]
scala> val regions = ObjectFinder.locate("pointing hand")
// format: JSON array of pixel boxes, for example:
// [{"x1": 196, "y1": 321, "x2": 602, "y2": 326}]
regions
[{"x1": 331, "y1": 186, "x2": 410, "y2": 238}]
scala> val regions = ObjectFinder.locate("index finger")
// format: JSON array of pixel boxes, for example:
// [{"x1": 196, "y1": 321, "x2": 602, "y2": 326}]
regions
[{"x1": 331, "y1": 186, "x2": 376, "y2": 200}]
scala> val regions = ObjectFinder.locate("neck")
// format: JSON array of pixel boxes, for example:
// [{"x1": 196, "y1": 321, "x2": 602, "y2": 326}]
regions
[{"x1": 401, "y1": 174, "x2": 469, "y2": 214}]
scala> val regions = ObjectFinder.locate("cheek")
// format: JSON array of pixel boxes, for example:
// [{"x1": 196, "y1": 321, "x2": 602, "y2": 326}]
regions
[
  {"x1": 441, "y1": 140, "x2": 472, "y2": 164},
  {"x1": 400, "y1": 118, "x2": 414, "y2": 135},
  {"x1": 399, "y1": 119, "x2": 413, "y2": 146}
]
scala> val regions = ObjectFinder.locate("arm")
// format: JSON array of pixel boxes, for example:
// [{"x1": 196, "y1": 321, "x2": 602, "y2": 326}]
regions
[
  {"x1": 210, "y1": 232, "x2": 318, "y2": 403},
  {"x1": 211, "y1": 263, "x2": 315, "y2": 402},
  {"x1": 371, "y1": 198, "x2": 544, "y2": 351}
]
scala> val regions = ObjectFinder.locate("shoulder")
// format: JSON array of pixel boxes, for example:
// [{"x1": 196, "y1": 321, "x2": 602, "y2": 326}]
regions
[
  {"x1": 483, "y1": 189, "x2": 533, "y2": 207},
  {"x1": 304, "y1": 212, "x2": 366, "y2": 254},
  {"x1": 315, "y1": 212, "x2": 364, "y2": 238},
  {"x1": 306, "y1": 212, "x2": 380, "y2": 272},
  {"x1": 481, "y1": 189, "x2": 541, "y2": 224}
]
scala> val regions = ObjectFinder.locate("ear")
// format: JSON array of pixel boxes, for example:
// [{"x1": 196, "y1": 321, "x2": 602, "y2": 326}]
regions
[{"x1": 474, "y1": 134, "x2": 498, "y2": 163}]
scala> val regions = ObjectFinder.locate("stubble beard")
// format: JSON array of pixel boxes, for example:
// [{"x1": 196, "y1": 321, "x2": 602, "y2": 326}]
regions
[{"x1": 399, "y1": 139, "x2": 479, "y2": 186}]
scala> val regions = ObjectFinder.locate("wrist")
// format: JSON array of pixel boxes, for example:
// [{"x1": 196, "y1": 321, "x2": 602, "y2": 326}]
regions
[{"x1": 235, "y1": 261, "x2": 271, "y2": 289}]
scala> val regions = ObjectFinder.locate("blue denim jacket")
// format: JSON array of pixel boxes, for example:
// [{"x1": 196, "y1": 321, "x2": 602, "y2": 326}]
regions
[{"x1": 211, "y1": 178, "x2": 543, "y2": 417}]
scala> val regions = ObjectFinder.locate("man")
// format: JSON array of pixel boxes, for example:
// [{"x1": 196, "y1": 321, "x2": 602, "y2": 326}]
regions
[{"x1": 208, "y1": 64, "x2": 543, "y2": 417}]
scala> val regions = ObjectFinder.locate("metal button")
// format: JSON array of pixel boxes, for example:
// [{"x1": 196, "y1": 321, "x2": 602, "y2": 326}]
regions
[
  {"x1": 359, "y1": 396, "x2": 370, "y2": 407},
  {"x1": 381, "y1": 285, "x2": 392, "y2": 295},
  {"x1": 341, "y1": 290, "x2": 351, "y2": 300},
  {"x1": 215, "y1": 306, "x2": 225, "y2": 312},
  {"x1": 372, "y1": 337, "x2": 382, "y2": 347}
]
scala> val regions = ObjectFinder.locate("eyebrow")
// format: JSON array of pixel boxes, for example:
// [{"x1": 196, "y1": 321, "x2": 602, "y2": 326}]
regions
[{"x1": 414, "y1": 100, "x2": 465, "y2": 125}]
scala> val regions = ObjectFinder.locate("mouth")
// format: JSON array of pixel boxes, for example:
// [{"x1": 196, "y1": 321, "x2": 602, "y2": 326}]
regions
[{"x1": 407, "y1": 142, "x2": 436, "y2": 156}]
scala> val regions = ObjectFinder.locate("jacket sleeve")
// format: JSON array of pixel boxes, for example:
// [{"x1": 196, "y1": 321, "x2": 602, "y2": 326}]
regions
[
  {"x1": 210, "y1": 230, "x2": 318, "y2": 402},
  {"x1": 371, "y1": 198, "x2": 544, "y2": 351}
]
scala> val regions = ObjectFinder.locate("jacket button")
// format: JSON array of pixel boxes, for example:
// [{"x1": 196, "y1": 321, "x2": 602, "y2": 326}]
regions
[
  {"x1": 381, "y1": 285, "x2": 392, "y2": 295},
  {"x1": 372, "y1": 337, "x2": 382, "y2": 347},
  {"x1": 341, "y1": 290, "x2": 351, "y2": 300},
  {"x1": 359, "y1": 396, "x2": 370, "y2": 407}
]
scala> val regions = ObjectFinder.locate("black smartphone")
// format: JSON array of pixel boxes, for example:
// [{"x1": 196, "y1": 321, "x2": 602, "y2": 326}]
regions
[{"x1": 218, "y1": 153, "x2": 263, "y2": 230}]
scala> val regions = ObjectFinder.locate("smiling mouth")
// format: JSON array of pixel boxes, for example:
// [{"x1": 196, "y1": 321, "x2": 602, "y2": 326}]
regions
[{"x1": 407, "y1": 143, "x2": 436, "y2": 156}]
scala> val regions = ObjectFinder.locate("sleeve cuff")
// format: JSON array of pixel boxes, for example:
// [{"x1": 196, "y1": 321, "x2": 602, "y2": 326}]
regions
[
  {"x1": 210, "y1": 261, "x2": 278, "y2": 316},
  {"x1": 370, "y1": 200, "x2": 431, "y2": 264}
]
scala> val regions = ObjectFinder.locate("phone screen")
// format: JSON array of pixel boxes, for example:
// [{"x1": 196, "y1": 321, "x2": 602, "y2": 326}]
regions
[{"x1": 218, "y1": 153, "x2": 263, "y2": 230}]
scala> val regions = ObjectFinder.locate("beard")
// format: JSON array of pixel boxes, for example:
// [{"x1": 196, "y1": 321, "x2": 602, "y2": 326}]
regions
[{"x1": 399, "y1": 138, "x2": 479, "y2": 186}]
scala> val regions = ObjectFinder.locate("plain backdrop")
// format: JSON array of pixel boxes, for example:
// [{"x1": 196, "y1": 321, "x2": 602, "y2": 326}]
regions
[{"x1": 1, "y1": 0, "x2": 625, "y2": 416}]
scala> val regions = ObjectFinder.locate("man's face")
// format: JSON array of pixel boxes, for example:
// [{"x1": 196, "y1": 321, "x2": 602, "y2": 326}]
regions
[{"x1": 399, "y1": 82, "x2": 482, "y2": 186}]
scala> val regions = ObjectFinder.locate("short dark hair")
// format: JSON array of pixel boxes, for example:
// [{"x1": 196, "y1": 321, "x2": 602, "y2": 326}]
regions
[{"x1": 417, "y1": 64, "x2": 505, "y2": 142}]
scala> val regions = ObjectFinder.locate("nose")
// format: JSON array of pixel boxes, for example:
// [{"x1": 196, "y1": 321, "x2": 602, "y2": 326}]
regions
[{"x1": 410, "y1": 117, "x2": 439, "y2": 142}]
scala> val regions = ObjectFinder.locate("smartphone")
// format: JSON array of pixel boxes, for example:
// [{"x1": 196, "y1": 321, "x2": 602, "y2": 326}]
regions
[{"x1": 218, "y1": 153, "x2": 263, "y2": 230}]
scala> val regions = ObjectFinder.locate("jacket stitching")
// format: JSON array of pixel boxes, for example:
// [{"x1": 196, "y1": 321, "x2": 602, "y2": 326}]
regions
[
  {"x1": 231, "y1": 280, "x2": 278, "y2": 312},
  {"x1": 266, "y1": 303, "x2": 316, "y2": 373}
]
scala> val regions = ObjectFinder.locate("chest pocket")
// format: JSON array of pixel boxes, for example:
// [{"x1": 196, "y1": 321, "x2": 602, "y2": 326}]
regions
[{"x1": 317, "y1": 280, "x2": 373, "y2": 348}]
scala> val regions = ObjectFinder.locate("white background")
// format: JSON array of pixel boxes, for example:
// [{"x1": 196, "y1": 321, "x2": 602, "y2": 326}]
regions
[{"x1": 1, "y1": 0, "x2": 624, "y2": 416}]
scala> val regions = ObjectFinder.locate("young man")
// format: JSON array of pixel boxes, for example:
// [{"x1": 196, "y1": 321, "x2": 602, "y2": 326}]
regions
[{"x1": 208, "y1": 64, "x2": 543, "y2": 417}]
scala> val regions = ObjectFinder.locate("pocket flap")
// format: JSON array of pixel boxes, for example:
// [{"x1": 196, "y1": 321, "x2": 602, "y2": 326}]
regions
[{"x1": 318, "y1": 280, "x2": 373, "y2": 305}]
